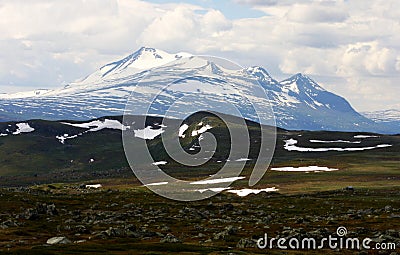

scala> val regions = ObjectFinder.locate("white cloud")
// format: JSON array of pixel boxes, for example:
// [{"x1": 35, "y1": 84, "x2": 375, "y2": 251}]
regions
[
  {"x1": 338, "y1": 42, "x2": 399, "y2": 76},
  {"x1": 279, "y1": 47, "x2": 338, "y2": 75},
  {"x1": 138, "y1": 6, "x2": 198, "y2": 50},
  {"x1": 285, "y1": 3, "x2": 349, "y2": 23},
  {"x1": 0, "y1": 0, "x2": 163, "y2": 86},
  {"x1": 138, "y1": 7, "x2": 232, "y2": 52},
  {"x1": 0, "y1": 0, "x2": 398, "y2": 112},
  {"x1": 202, "y1": 10, "x2": 232, "y2": 35}
]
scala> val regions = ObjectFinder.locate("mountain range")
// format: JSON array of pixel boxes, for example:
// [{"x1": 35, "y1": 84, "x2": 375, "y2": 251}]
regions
[
  {"x1": 362, "y1": 109, "x2": 400, "y2": 132},
  {"x1": 0, "y1": 47, "x2": 398, "y2": 134}
]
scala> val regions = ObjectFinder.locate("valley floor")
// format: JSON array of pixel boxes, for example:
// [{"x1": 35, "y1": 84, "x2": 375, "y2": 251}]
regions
[{"x1": 0, "y1": 182, "x2": 399, "y2": 254}]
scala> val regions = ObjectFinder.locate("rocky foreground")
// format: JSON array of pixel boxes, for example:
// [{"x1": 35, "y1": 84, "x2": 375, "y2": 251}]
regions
[{"x1": 0, "y1": 184, "x2": 399, "y2": 254}]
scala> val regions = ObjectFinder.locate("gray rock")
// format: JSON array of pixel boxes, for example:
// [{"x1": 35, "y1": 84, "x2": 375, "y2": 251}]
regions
[
  {"x1": 0, "y1": 220, "x2": 18, "y2": 229},
  {"x1": 105, "y1": 227, "x2": 126, "y2": 237},
  {"x1": 24, "y1": 203, "x2": 58, "y2": 220},
  {"x1": 160, "y1": 225, "x2": 171, "y2": 232},
  {"x1": 46, "y1": 236, "x2": 71, "y2": 245},
  {"x1": 236, "y1": 238, "x2": 257, "y2": 248},
  {"x1": 385, "y1": 205, "x2": 393, "y2": 212},
  {"x1": 23, "y1": 208, "x2": 38, "y2": 220},
  {"x1": 160, "y1": 233, "x2": 181, "y2": 243},
  {"x1": 214, "y1": 226, "x2": 236, "y2": 240}
]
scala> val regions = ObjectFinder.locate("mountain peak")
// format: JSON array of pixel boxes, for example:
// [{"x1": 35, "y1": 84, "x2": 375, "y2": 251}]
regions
[
  {"x1": 247, "y1": 66, "x2": 271, "y2": 77},
  {"x1": 291, "y1": 73, "x2": 308, "y2": 81},
  {"x1": 137, "y1": 46, "x2": 157, "y2": 52},
  {"x1": 99, "y1": 47, "x2": 179, "y2": 77},
  {"x1": 246, "y1": 66, "x2": 279, "y2": 87},
  {"x1": 281, "y1": 73, "x2": 325, "y2": 92}
]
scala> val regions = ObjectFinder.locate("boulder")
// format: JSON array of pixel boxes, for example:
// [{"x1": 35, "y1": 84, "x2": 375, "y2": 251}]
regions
[
  {"x1": 46, "y1": 236, "x2": 71, "y2": 245},
  {"x1": 237, "y1": 238, "x2": 257, "y2": 248},
  {"x1": 160, "y1": 233, "x2": 181, "y2": 243}
]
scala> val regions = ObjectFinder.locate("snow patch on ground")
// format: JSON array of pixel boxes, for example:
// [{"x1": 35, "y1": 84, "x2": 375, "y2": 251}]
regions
[
  {"x1": 271, "y1": 166, "x2": 338, "y2": 172},
  {"x1": 190, "y1": 176, "x2": 245, "y2": 185},
  {"x1": 152, "y1": 161, "x2": 167, "y2": 166},
  {"x1": 310, "y1": 140, "x2": 361, "y2": 144},
  {"x1": 196, "y1": 187, "x2": 231, "y2": 193},
  {"x1": 85, "y1": 184, "x2": 102, "y2": 189},
  {"x1": 284, "y1": 138, "x2": 392, "y2": 152},
  {"x1": 145, "y1": 182, "x2": 169, "y2": 186},
  {"x1": 354, "y1": 135, "x2": 379, "y2": 138},
  {"x1": 227, "y1": 187, "x2": 279, "y2": 197},
  {"x1": 235, "y1": 158, "x2": 252, "y2": 162}
]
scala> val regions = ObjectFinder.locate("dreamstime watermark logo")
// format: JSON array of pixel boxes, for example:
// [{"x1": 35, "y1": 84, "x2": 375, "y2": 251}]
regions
[
  {"x1": 257, "y1": 227, "x2": 396, "y2": 250},
  {"x1": 336, "y1": 226, "x2": 347, "y2": 237},
  {"x1": 122, "y1": 56, "x2": 276, "y2": 201}
]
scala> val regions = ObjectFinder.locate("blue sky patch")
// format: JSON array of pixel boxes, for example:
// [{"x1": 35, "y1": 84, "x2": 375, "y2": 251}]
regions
[{"x1": 144, "y1": 0, "x2": 266, "y2": 19}]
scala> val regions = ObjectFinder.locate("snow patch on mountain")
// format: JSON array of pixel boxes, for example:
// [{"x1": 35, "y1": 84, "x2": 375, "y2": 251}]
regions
[
  {"x1": 134, "y1": 126, "x2": 165, "y2": 140},
  {"x1": 56, "y1": 119, "x2": 129, "y2": 144},
  {"x1": 0, "y1": 89, "x2": 51, "y2": 99},
  {"x1": 12, "y1": 123, "x2": 35, "y2": 135},
  {"x1": 191, "y1": 124, "x2": 212, "y2": 136},
  {"x1": 179, "y1": 124, "x2": 189, "y2": 138},
  {"x1": 62, "y1": 119, "x2": 129, "y2": 132},
  {"x1": 56, "y1": 134, "x2": 80, "y2": 144}
]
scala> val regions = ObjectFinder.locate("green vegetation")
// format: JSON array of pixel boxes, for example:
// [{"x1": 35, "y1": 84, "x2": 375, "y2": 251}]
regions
[{"x1": 0, "y1": 113, "x2": 399, "y2": 253}]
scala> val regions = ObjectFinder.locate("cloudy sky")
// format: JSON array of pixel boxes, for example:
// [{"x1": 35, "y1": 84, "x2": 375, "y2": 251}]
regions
[{"x1": 0, "y1": 0, "x2": 399, "y2": 111}]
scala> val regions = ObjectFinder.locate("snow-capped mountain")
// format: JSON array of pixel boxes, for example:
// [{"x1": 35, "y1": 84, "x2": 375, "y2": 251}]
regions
[
  {"x1": 362, "y1": 109, "x2": 400, "y2": 123},
  {"x1": 247, "y1": 69, "x2": 392, "y2": 132},
  {"x1": 362, "y1": 109, "x2": 400, "y2": 131},
  {"x1": 69, "y1": 47, "x2": 191, "y2": 87},
  {"x1": 0, "y1": 47, "x2": 396, "y2": 134},
  {"x1": 0, "y1": 89, "x2": 51, "y2": 99}
]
